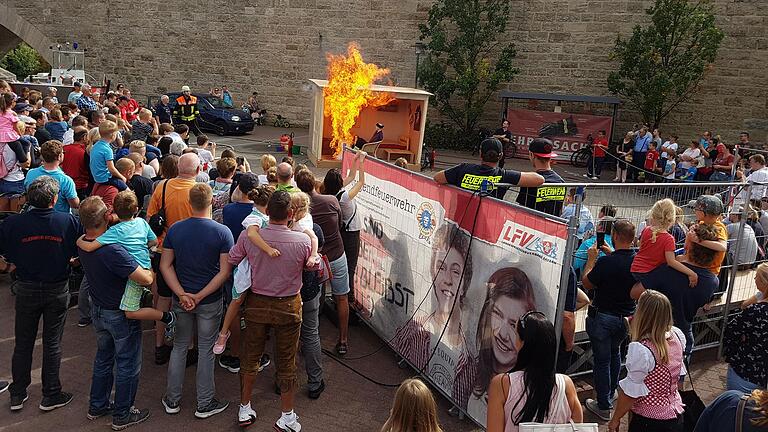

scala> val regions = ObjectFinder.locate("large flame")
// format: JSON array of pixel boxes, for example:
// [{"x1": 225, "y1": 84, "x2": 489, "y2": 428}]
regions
[{"x1": 324, "y1": 43, "x2": 394, "y2": 157}]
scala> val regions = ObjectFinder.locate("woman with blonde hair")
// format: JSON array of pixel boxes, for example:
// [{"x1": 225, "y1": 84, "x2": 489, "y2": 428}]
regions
[
  {"x1": 723, "y1": 262, "x2": 768, "y2": 392},
  {"x1": 381, "y1": 378, "x2": 443, "y2": 432},
  {"x1": 608, "y1": 290, "x2": 686, "y2": 432}
]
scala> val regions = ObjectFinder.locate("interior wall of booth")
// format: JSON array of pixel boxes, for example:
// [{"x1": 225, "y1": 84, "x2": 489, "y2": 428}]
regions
[{"x1": 320, "y1": 98, "x2": 426, "y2": 158}]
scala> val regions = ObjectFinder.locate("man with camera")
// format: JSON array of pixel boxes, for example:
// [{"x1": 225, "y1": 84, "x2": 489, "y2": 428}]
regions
[{"x1": 581, "y1": 219, "x2": 637, "y2": 421}]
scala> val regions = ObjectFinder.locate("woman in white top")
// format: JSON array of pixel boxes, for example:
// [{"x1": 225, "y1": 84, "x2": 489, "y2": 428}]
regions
[
  {"x1": 486, "y1": 311, "x2": 582, "y2": 432},
  {"x1": 608, "y1": 290, "x2": 687, "y2": 432},
  {"x1": 322, "y1": 151, "x2": 366, "y2": 301},
  {"x1": 678, "y1": 140, "x2": 703, "y2": 170}
]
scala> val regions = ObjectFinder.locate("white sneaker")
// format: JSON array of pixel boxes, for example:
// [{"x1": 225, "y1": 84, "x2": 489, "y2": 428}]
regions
[
  {"x1": 582, "y1": 174, "x2": 590, "y2": 178},
  {"x1": 591, "y1": 176, "x2": 599, "y2": 180},
  {"x1": 238, "y1": 403, "x2": 257, "y2": 428},
  {"x1": 275, "y1": 412, "x2": 301, "y2": 431}
]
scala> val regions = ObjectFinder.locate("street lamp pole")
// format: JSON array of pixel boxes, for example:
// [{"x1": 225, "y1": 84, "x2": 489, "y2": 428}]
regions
[{"x1": 414, "y1": 42, "x2": 426, "y2": 88}]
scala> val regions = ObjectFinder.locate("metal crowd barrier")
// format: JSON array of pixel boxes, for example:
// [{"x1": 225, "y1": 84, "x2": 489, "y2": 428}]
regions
[{"x1": 499, "y1": 181, "x2": 758, "y2": 376}]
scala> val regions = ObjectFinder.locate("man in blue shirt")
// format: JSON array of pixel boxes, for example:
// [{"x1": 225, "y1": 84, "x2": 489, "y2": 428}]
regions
[
  {"x1": 0, "y1": 176, "x2": 81, "y2": 412},
  {"x1": 560, "y1": 187, "x2": 595, "y2": 241},
  {"x1": 24, "y1": 140, "x2": 79, "y2": 213},
  {"x1": 630, "y1": 126, "x2": 652, "y2": 181},
  {"x1": 77, "y1": 196, "x2": 154, "y2": 429},
  {"x1": 160, "y1": 183, "x2": 234, "y2": 419}
]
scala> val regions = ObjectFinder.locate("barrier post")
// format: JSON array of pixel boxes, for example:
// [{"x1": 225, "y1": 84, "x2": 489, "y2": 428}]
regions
[
  {"x1": 718, "y1": 184, "x2": 749, "y2": 359},
  {"x1": 553, "y1": 188, "x2": 581, "y2": 368}
]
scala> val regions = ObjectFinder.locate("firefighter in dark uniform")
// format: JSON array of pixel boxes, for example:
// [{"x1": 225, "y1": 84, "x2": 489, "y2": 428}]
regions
[{"x1": 173, "y1": 85, "x2": 201, "y2": 136}]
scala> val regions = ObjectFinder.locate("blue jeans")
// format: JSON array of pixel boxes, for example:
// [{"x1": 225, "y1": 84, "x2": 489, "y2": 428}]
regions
[
  {"x1": 586, "y1": 311, "x2": 628, "y2": 410},
  {"x1": 726, "y1": 366, "x2": 761, "y2": 393},
  {"x1": 89, "y1": 305, "x2": 143, "y2": 421},
  {"x1": 709, "y1": 171, "x2": 732, "y2": 182}
]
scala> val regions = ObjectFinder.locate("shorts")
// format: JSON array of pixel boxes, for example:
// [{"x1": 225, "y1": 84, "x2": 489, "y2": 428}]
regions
[
  {"x1": 329, "y1": 253, "x2": 350, "y2": 296},
  {"x1": 632, "y1": 271, "x2": 654, "y2": 288},
  {"x1": 0, "y1": 178, "x2": 24, "y2": 195},
  {"x1": 120, "y1": 278, "x2": 145, "y2": 312},
  {"x1": 240, "y1": 294, "x2": 302, "y2": 393},
  {"x1": 151, "y1": 252, "x2": 172, "y2": 297}
]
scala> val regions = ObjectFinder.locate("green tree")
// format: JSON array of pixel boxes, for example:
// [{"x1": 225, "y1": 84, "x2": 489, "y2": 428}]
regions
[
  {"x1": 607, "y1": 0, "x2": 724, "y2": 129},
  {"x1": 0, "y1": 43, "x2": 48, "y2": 80},
  {"x1": 418, "y1": 0, "x2": 518, "y2": 146}
]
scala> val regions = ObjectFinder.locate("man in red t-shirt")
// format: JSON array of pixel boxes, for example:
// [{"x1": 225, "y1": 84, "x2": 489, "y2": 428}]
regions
[
  {"x1": 61, "y1": 126, "x2": 92, "y2": 198},
  {"x1": 585, "y1": 130, "x2": 609, "y2": 180}
]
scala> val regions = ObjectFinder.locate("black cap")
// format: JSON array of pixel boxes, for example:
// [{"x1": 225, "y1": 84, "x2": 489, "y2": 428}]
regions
[
  {"x1": 376, "y1": 122, "x2": 384, "y2": 129},
  {"x1": 236, "y1": 173, "x2": 259, "y2": 194},
  {"x1": 529, "y1": 138, "x2": 558, "y2": 158},
  {"x1": 480, "y1": 138, "x2": 503, "y2": 156}
]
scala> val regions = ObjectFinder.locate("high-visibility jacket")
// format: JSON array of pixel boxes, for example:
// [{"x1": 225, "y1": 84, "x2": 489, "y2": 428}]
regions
[{"x1": 173, "y1": 95, "x2": 199, "y2": 121}]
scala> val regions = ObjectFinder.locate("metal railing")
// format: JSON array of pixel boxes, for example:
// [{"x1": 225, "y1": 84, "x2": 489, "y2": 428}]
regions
[{"x1": 502, "y1": 181, "x2": 759, "y2": 376}]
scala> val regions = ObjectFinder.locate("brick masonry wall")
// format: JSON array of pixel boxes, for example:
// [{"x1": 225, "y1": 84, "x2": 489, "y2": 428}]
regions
[{"x1": 4, "y1": 0, "x2": 767, "y2": 145}]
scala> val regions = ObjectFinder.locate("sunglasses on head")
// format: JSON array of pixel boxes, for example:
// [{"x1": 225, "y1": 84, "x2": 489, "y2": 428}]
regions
[{"x1": 518, "y1": 310, "x2": 545, "y2": 332}]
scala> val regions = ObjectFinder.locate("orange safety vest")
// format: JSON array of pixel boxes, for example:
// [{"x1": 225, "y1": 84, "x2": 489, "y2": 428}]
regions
[{"x1": 173, "y1": 95, "x2": 199, "y2": 121}]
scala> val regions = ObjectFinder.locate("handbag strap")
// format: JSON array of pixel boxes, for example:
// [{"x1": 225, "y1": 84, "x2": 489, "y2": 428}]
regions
[
  {"x1": 736, "y1": 394, "x2": 749, "y2": 432},
  {"x1": 160, "y1": 179, "x2": 169, "y2": 213}
]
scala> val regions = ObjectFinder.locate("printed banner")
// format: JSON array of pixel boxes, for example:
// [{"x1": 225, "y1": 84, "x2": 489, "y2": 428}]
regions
[
  {"x1": 342, "y1": 150, "x2": 568, "y2": 427},
  {"x1": 507, "y1": 108, "x2": 613, "y2": 160}
]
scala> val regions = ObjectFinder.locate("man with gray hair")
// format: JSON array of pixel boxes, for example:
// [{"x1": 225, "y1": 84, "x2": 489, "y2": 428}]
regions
[
  {"x1": 0, "y1": 176, "x2": 81, "y2": 412},
  {"x1": 147, "y1": 153, "x2": 201, "y2": 365},
  {"x1": 275, "y1": 162, "x2": 298, "y2": 193},
  {"x1": 76, "y1": 83, "x2": 99, "y2": 113},
  {"x1": 154, "y1": 94, "x2": 173, "y2": 125}
]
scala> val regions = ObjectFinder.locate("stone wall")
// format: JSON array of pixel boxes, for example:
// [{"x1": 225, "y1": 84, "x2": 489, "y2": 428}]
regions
[{"x1": 4, "y1": 0, "x2": 767, "y2": 145}]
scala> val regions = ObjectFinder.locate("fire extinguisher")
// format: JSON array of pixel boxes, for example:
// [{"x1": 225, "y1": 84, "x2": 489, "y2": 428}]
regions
[{"x1": 430, "y1": 147, "x2": 437, "y2": 169}]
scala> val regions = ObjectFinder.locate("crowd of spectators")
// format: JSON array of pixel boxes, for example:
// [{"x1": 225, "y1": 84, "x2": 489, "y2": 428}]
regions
[
  {"x1": 585, "y1": 124, "x2": 755, "y2": 184},
  {"x1": 0, "y1": 81, "x2": 371, "y2": 431},
  {"x1": 1, "y1": 80, "x2": 767, "y2": 432}
]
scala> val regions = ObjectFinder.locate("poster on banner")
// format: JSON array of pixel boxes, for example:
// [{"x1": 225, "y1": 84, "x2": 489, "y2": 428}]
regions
[
  {"x1": 507, "y1": 108, "x2": 613, "y2": 160},
  {"x1": 342, "y1": 150, "x2": 568, "y2": 428}
]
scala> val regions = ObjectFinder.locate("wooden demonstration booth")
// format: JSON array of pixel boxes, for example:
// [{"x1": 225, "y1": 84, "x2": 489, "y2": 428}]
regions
[{"x1": 307, "y1": 79, "x2": 431, "y2": 170}]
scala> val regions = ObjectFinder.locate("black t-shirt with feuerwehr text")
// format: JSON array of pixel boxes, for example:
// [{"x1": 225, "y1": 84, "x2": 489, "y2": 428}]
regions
[
  {"x1": 516, "y1": 169, "x2": 566, "y2": 216},
  {"x1": 443, "y1": 163, "x2": 522, "y2": 200}
]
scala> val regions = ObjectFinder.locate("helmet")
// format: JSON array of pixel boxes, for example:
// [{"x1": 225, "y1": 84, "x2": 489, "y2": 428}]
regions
[{"x1": 181, "y1": 85, "x2": 191, "y2": 92}]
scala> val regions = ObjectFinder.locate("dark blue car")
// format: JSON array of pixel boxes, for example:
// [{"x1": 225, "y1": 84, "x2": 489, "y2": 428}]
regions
[{"x1": 164, "y1": 92, "x2": 255, "y2": 135}]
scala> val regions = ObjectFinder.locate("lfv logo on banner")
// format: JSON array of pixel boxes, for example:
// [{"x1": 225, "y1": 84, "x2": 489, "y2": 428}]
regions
[{"x1": 498, "y1": 221, "x2": 559, "y2": 263}]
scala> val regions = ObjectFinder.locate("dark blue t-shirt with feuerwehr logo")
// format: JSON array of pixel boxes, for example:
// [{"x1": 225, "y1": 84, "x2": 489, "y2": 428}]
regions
[
  {"x1": 443, "y1": 163, "x2": 522, "y2": 199},
  {"x1": 516, "y1": 169, "x2": 566, "y2": 216}
]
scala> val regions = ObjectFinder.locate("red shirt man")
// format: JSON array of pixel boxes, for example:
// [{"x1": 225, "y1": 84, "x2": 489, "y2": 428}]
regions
[
  {"x1": 593, "y1": 132, "x2": 609, "y2": 158},
  {"x1": 61, "y1": 127, "x2": 91, "y2": 192}
]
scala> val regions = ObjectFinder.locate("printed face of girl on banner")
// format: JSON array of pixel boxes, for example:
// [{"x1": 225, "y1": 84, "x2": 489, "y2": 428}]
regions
[{"x1": 467, "y1": 267, "x2": 538, "y2": 423}]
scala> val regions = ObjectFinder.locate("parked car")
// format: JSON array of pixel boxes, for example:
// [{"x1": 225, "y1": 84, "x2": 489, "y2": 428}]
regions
[{"x1": 163, "y1": 92, "x2": 255, "y2": 135}]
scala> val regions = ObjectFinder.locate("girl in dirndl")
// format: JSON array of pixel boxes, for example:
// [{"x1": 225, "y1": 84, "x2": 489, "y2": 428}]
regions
[{"x1": 608, "y1": 290, "x2": 687, "y2": 432}]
